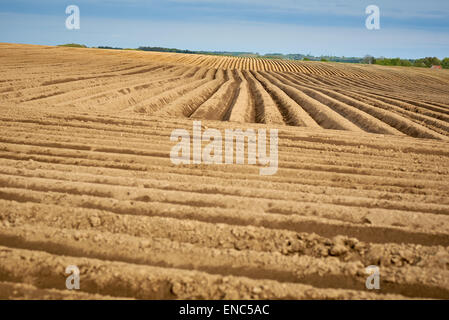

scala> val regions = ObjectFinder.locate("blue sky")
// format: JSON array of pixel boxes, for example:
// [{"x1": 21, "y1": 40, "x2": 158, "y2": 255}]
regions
[{"x1": 1, "y1": 0, "x2": 448, "y2": 58}]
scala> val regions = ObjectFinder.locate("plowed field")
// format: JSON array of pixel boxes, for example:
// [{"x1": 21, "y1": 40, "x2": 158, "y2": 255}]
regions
[{"x1": 1, "y1": 43, "x2": 449, "y2": 300}]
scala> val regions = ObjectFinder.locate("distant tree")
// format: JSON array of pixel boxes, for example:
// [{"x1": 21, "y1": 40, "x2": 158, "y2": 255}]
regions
[
  {"x1": 362, "y1": 55, "x2": 376, "y2": 64},
  {"x1": 375, "y1": 58, "x2": 394, "y2": 66},
  {"x1": 97, "y1": 46, "x2": 123, "y2": 50},
  {"x1": 303, "y1": 57, "x2": 311, "y2": 61},
  {"x1": 415, "y1": 57, "x2": 441, "y2": 68},
  {"x1": 320, "y1": 58, "x2": 329, "y2": 62},
  {"x1": 413, "y1": 61, "x2": 426, "y2": 68},
  {"x1": 390, "y1": 58, "x2": 401, "y2": 66},
  {"x1": 431, "y1": 57, "x2": 442, "y2": 66},
  {"x1": 442, "y1": 58, "x2": 449, "y2": 69},
  {"x1": 375, "y1": 57, "x2": 413, "y2": 67},
  {"x1": 400, "y1": 60, "x2": 412, "y2": 67},
  {"x1": 58, "y1": 43, "x2": 87, "y2": 48}
]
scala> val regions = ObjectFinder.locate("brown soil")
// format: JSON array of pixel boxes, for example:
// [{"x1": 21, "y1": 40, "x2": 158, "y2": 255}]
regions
[{"x1": 0, "y1": 43, "x2": 448, "y2": 299}]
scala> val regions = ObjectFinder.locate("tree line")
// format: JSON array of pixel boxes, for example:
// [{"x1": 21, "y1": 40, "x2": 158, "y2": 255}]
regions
[{"x1": 363, "y1": 55, "x2": 449, "y2": 69}]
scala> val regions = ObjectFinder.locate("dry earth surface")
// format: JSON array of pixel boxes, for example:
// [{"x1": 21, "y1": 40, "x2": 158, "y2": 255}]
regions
[{"x1": 1, "y1": 43, "x2": 449, "y2": 299}]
